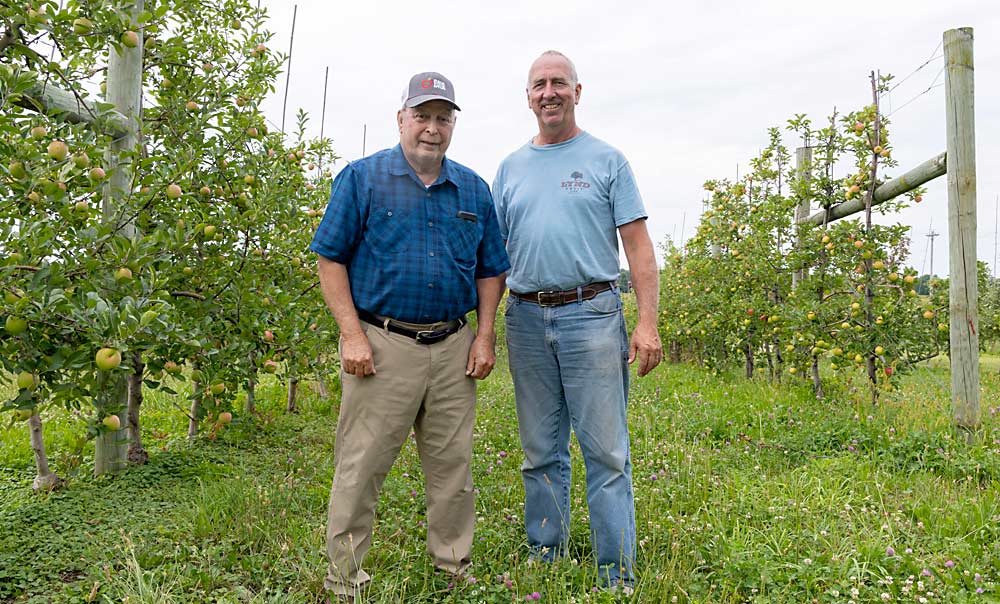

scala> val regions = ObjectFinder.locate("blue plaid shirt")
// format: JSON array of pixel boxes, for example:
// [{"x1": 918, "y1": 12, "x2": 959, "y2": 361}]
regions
[{"x1": 310, "y1": 145, "x2": 509, "y2": 323}]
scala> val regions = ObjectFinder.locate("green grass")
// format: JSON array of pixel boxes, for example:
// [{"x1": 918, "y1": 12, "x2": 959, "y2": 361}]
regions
[{"x1": 3, "y1": 349, "x2": 1000, "y2": 602}]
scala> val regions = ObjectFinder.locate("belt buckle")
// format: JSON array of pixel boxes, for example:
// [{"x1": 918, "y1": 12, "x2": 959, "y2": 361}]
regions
[
  {"x1": 415, "y1": 329, "x2": 447, "y2": 344},
  {"x1": 536, "y1": 291, "x2": 562, "y2": 306}
]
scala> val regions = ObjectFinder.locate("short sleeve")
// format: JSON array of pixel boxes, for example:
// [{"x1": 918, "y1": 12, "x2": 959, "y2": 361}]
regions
[
  {"x1": 491, "y1": 164, "x2": 510, "y2": 241},
  {"x1": 309, "y1": 164, "x2": 365, "y2": 263},
  {"x1": 475, "y1": 179, "x2": 510, "y2": 279},
  {"x1": 610, "y1": 159, "x2": 647, "y2": 227}
]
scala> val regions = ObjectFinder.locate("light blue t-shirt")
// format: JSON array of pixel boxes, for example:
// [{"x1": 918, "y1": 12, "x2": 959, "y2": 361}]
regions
[{"x1": 492, "y1": 131, "x2": 647, "y2": 293}]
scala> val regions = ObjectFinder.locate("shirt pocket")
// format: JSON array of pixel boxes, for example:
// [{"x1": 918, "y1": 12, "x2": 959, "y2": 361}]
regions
[
  {"x1": 445, "y1": 215, "x2": 480, "y2": 268},
  {"x1": 363, "y1": 206, "x2": 407, "y2": 255}
]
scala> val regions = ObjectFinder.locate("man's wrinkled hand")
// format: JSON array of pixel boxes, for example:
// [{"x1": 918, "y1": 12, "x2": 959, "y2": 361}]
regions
[
  {"x1": 466, "y1": 334, "x2": 496, "y2": 380},
  {"x1": 628, "y1": 322, "x2": 663, "y2": 377},
  {"x1": 340, "y1": 331, "x2": 375, "y2": 377}
]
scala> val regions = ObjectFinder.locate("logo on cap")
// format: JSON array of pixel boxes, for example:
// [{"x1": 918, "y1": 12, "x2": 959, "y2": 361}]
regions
[{"x1": 420, "y1": 78, "x2": 447, "y2": 91}]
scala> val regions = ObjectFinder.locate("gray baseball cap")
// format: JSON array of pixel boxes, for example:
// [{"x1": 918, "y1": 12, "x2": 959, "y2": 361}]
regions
[{"x1": 402, "y1": 71, "x2": 460, "y2": 111}]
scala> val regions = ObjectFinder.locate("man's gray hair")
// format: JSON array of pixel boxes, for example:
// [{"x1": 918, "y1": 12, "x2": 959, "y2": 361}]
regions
[{"x1": 528, "y1": 50, "x2": 579, "y2": 86}]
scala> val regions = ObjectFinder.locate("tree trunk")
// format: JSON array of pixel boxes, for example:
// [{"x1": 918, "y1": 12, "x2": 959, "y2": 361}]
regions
[
  {"x1": 773, "y1": 338, "x2": 784, "y2": 384},
  {"x1": 245, "y1": 353, "x2": 257, "y2": 415},
  {"x1": 94, "y1": 374, "x2": 128, "y2": 476},
  {"x1": 316, "y1": 372, "x2": 329, "y2": 400},
  {"x1": 867, "y1": 355, "x2": 879, "y2": 406},
  {"x1": 246, "y1": 375, "x2": 256, "y2": 415},
  {"x1": 29, "y1": 412, "x2": 63, "y2": 492},
  {"x1": 669, "y1": 341, "x2": 681, "y2": 364},
  {"x1": 811, "y1": 354, "x2": 824, "y2": 399},
  {"x1": 744, "y1": 341, "x2": 754, "y2": 379},
  {"x1": 187, "y1": 381, "x2": 202, "y2": 440},
  {"x1": 126, "y1": 356, "x2": 148, "y2": 465},
  {"x1": 286, "y1": 378, "x2": 298, "y2": 413},
  {"x1": 765, "y1": 341, "x2": 774, "y2": 380}
]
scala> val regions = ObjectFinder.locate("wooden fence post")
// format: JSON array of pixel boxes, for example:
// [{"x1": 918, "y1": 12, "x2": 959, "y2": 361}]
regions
[
  {"x1": 944, "y1": 27, "x2": 979, "y2": 438},
  {"x1": 792, "y1": 147, "x2": 812, "y2": 288},
  {"x1": 94, "y1": 0, "x2": 143, "y2": 475}
]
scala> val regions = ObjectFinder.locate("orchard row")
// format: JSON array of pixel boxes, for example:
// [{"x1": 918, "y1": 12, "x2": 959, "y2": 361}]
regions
[
  {"x1": 656, "y1": 101, "x2": 981, "y2": 401},
  {"x1": 1, "y1": 1, "x2": 338, "y2": 488}
]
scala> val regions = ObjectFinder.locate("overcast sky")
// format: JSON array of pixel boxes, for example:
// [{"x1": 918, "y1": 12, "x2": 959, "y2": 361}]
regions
[{"x1": 259, "y1": 0, "x2": 998, "y2": 277}]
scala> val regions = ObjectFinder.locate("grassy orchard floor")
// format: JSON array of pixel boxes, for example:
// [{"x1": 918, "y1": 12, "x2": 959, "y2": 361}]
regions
[{"x1": 2, "y1": 352, "x2": 1000, "y2": 602}]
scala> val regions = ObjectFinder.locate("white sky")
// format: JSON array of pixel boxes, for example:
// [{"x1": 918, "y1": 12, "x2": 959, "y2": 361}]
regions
[{"x1": 259, "y1": 0, "x2": 998, "y2": 277}]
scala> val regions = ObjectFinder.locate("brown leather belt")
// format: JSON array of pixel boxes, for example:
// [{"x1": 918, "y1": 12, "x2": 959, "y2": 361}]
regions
[{"x1": 511, "y1": 281, "x2": 614, "y2": 307}]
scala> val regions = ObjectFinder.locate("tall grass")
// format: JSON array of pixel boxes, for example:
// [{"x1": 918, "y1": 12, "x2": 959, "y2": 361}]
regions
[{"x1": 2, "y1": 327, "x2": 999, "y2": 602}]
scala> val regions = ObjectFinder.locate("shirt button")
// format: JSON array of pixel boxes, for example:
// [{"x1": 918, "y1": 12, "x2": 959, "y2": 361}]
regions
[
  {"x1": 426, "y1": 192, "x2": 431, "y2": 198},
  {"x1": 429, "y1": 252, "x2": 435, "y2": 257},
  {"x1": 428, "y1": 283, "x2": 434, "y2": 288},
  {"x1": 428, "y1": 221, "x2": 434, "y2": 227},
  {"x1": 387, "y1": 210, "x2": 393, "y2": 216}
]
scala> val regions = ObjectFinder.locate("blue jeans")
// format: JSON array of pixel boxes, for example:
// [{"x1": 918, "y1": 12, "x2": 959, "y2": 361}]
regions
[{"x1": 504, "y1": 287, "x2": 635, "y2": 586}]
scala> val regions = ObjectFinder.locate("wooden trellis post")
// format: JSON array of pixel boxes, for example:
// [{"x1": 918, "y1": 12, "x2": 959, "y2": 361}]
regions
[
  {"x1": 792, "y1": 147, "x2": 812, "y2": 288},
  {"x1": 944, "y1": 27, "x2": 978, "y2": 438},
  {"x1": 93, "y1": 0, "x2": 144, "y2": 476}
]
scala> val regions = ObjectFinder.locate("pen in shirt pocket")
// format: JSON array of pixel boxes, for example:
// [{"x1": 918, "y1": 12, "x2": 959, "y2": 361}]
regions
[{"x1": 457, "y1": 211, "x2": 478, "y2": 223}]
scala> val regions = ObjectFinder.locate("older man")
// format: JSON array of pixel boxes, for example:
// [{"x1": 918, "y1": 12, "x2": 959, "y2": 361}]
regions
[
  {"x1": 492, "y1": 51, "x2": 662, "y2": 589},
  {"x1": 311, "y1": 71, "x2": 508, "y2": 602}
]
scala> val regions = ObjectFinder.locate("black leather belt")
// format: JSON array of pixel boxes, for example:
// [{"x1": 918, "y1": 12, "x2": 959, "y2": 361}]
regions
[
  {"x1": 356, "y1": 308, "x2": 467, "y2": 345},
  {"x1": 512, "y1": 281, "x2": 614, "y2": 307}
]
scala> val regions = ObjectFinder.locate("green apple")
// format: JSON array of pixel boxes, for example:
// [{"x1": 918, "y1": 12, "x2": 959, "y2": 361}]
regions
[
  {"x1": 16, "y1": 371, "x2": 38, "y2": 391},
  {"x1": 166, "y1": 183, "x2": 182, "y2": 199},
  {"x1": 120, "y1": 31, "x2": 139, "y2": 48},
  {"x1": 114, "y1": 267, "x2": 133, "y2": 282},
  {"x1": 5, "y1": 315, "x2": 27, "y2": 335},
  {"x1": 218, "y1": 411, "x2": 233, "y2": 424},
  {"x1": 95, "y1": 347, "x2": 122, "y2": 371},
  {"x1": 102, "y1": 415, "x2": 121, "y2": 430},
  {"x1": 9, "y1": 161, "x2": 27, "y2": 180},
  {"x1": 72, "y1": 17, "x2": 93, "y2": 34},
  {"x1": 47, "y1": 140, "x2": 69, "y2": 161}
]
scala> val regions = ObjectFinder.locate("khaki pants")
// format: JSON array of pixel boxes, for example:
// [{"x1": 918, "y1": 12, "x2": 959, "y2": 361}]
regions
[{"x1": 325, "y1": 321, "x2": 476, "y2": 597}]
